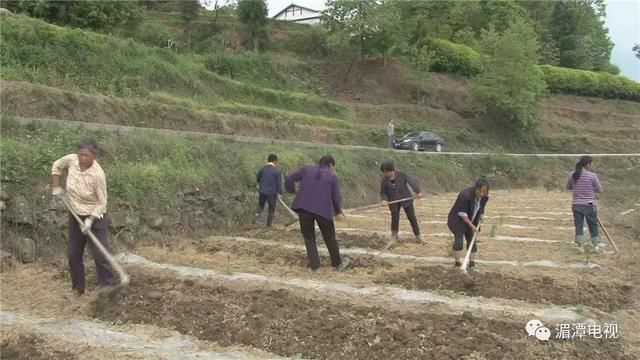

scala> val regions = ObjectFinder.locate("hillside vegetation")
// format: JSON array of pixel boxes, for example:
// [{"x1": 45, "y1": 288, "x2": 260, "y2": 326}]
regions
[
  {"x1": 1, "y1": 0, "x2": 639, "y2": 249},
  {"x1": 0, "y1": 13, "x2": 347, "y2": 120}
]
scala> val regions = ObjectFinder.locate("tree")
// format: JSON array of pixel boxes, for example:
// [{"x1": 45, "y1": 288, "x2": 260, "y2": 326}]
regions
[
  {"x1": 3, "y1": 0, "x2": 141, "y2": 31},
  {"x1": 322, "y1": 0, "x2": 402, "y2": 65},
  {"x1": 236, "y1": 0, "x2": 267, "y2": 52},
  {"x1": 469, "y1": 20, "x2": 547, "y2": 131},
  {"x1": 322, "y1": 0, "x2": 378, "y2": 60},
  {"x1": 548, "y1": 0, "x2": 613, "y2": 71},
  {"x1": 180, "y1": 0, "x2": 201, "y2": 49},
  {"x1": 480, "y1": 0, "x2": 528, "y2": 33},
  {"x1": 634, "y1": 44, "x2": 640, "y2": 59},
  {"x1": 372, "y1": 1, "x2": 404, "y2": 66}
]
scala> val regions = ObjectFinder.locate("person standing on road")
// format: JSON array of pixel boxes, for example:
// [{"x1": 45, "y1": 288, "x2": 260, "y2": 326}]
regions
[
  {"x1": 285, "y1": 155, "x2": 351, "y2": 271},
  {"x1": 447, "y1": 178, "x2": 490, "y2": 268},
  {"x1": 255, "y1": 154, "x2": 283, "y2": 227},
  {"x1": 566, "y1": 155, "x2": 603, "y2": 252},
  {"x1": 51, "y1": 139, "x2": 114, "y2": 295},
  {"x1": 380, "y1": 161, "x2": 424, "y2": 244},
  {"x1": 387, "y1": 119, "x2": 395, "y2": 149}
]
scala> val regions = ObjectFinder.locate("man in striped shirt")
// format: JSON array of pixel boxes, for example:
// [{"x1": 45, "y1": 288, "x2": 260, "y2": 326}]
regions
[{"x1": 566, "y1": 156, "x2": 603, "y2": 251}]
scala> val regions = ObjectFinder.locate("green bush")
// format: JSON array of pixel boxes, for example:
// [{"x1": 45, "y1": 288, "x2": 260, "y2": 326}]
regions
[
  {"x1": 204, "y1": 52, "x2": 287, "y2": 89},
  {"x1": 126, "y1": 22, "x2": 173, "y2": 48},
  {"x1": 540, "y1": 65, "x2": 640, "y2": 102},
  {"x1": 394, "y1": 120, "x2": 433, "y2": 136},
  {"x1": 3, "y1": 0, "x2": 142, "y2": 31},
  {"x1": 414, "y1": 36, "x2": 640, "y2": 103},
  {"x1": 417, "y1": 38, "x2": 483, "y2": 76},
  {"x1": 284, "y1": 27, "x2": 329, "y2": 58}
]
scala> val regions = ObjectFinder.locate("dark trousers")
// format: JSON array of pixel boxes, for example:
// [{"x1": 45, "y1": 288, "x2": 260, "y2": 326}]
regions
[
  {"x1": 452, "y1": 230, "x2": 477, "y2": 253},
  {"x1": 389, "y1": 203, "x2": 420, "y2": 236},
  {"x1": 572, "y1": 204, "x2": 600, "y2": 245},
  {"x1": 256, "y1": 193, "x2": 277, "y2": 227},
  {"x1": 298, "y1": 209, "x2": 342, "y2": 270},
  {"x1": 68, "y1": 214, "x2": 114, "y2": 294}
]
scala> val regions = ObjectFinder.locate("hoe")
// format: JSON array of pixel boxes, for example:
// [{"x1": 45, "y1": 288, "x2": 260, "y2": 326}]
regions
[{"x1": 63, "y1": 198, "x2": 130, "y2": 293}]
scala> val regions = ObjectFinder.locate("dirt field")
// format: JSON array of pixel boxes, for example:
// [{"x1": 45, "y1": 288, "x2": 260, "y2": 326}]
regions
[{"x1": 1, "y1": 189, "x2": 639, "y2": 359}]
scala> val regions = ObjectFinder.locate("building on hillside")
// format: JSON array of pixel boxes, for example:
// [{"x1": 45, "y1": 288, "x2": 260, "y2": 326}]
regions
[{"x1": 272, "y1": 3, "x2": 321, "y2": 25}]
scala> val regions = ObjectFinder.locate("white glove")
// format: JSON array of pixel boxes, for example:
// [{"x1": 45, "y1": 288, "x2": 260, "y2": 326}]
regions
[
  {"x1": 81, "y1": 218, "x2": 94, "y2": 234},
  {"x1": 52, "y1": 186, "x2": 64, "y2": 197}
]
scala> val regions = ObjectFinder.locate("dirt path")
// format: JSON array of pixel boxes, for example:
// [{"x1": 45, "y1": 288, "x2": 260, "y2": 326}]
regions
[{"x1": 1, "y1": 310, "x2": 275, "y2": 360}]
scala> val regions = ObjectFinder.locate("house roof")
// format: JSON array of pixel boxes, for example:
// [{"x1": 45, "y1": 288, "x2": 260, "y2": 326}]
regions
[
  {"x1": 290, "y1": 15, "x2": 321, "y2": 22},
  {"x1": 272, "y1": 3, "x2": 321, "y2": 18}
]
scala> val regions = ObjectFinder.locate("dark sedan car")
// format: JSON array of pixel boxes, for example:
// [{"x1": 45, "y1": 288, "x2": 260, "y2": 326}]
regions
[{"x1": 393, "y1": 131, "x2": 445, "y2": 152}]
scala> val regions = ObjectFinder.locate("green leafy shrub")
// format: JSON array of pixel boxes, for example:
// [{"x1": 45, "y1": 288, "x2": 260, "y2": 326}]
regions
[
  {"x1": 540, "y1": 65, "x2": 640, "y2": 102},
  {"x1": 417, "y1": 38, "x2": 483, "y2": 76}
]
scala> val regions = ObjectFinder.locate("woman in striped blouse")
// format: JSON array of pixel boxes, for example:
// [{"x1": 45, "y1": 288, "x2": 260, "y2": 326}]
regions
[{"x1": 566, "y1": 156, "x2": 603, "y2": 252}]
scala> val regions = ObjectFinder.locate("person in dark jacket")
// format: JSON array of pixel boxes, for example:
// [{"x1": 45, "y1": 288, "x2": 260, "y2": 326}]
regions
[
  {"x1": 255, "y1": 154, "x2": 283, "y2": 227},
  {"x1": 379, "y1": 161, "x2": 424, "y2": 243},
  {"x1": 285, "y1": 155, "x2": 350, "y2": 271},
  {"x1": 447, "y1": 178, "x2": 490, "y2": 267}
]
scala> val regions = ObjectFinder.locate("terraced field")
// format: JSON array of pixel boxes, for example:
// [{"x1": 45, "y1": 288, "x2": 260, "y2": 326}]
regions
[{"x1": 2, "y1": 189, "x2": 639, "y2": 359}]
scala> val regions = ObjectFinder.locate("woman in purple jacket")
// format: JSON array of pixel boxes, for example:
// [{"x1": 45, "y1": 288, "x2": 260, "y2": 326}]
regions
[{"x1": 285, "y1": 155, "x2": 351, "y2": 271}]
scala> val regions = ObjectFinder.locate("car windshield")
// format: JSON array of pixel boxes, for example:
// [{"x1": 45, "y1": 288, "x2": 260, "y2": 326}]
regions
[{"x1": 403, "y1": 132, "x2": 419, "y2": 138}]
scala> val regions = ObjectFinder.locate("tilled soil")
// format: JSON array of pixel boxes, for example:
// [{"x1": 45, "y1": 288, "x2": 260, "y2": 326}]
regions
[
  {"x1": 196, "y1": 240, "x2": 392, "y2": 269},
  {"x1": 229, "y1": 229, "x2": 596, "y2": 265},
  {"x1": 92, "y1": 269, "x2": 634, "y2": 360},
  {"x1": 380, "y1": 266, "x2": 633, "y2": 312},
  {"x1": 145, "y1": 240, "x2": 629, "y2": 313},
  {"x1": 0, "y1": 333, "x2": 78, "y2": 360}
]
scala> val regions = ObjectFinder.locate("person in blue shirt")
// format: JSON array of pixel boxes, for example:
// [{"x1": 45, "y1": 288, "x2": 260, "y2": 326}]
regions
[{"x1": 255, "y1": 154, "x2": 283, "y2": 227}]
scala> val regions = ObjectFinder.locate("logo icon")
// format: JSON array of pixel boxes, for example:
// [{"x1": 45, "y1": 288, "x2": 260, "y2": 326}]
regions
[
  {"x1": 535, "y1": 326, "x2": 551, "y2": 341},
  {"x1": 526, "y1": 319, "x2": 551, "y2": 341}
]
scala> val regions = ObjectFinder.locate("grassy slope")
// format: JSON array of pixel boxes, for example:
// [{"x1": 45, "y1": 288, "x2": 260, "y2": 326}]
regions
[
  {"x1": 2, "y1": 11, "x2": 639, "y2": 153},
  {"x1": 0, "y1": 13, "x2": 346, "y2": 120},
  {"x1": 2, "y1": 117, "x2": 638, "y2": 256},
  {"x1": 2, "y1": 117, "x2": 638, "y2": 221}
]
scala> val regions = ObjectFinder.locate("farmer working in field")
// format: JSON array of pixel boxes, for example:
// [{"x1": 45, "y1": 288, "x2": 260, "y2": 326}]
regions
[
  {"x1": 566, "y1": 155, "x2": 604, "y2": 252},
  {"x1": 51, "y1": 139, "x2": 114, "y2": 295},
  {"x1": 255, "y1": 153, "x2": 283, "y2": 227},
  {"x1": 285, "y1": 155, "x2": 351, "y2": 271},
  {"x1": 448, "y1": 178, "x2": 490, "y2": 268},
  {"x1": 379, "y1": 161, "x2": 424, "y2": 244}
]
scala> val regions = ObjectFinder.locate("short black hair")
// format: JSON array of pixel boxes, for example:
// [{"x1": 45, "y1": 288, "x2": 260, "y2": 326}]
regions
[
  {"x1": 267, "y1": 154, "x2": 278, "y2": 162},
  {"x1": 319, "y1": 155, "x2": 335, "y2": 167},
  {"x1": 380, "y1": 161, "x2": 395, "y2": 172},
  {"x1": 76, "y1": 138, "x2": 99, "y2": 154},
  {"x1": 474, "y1": 177, "x2": 490, "y2": 190}
]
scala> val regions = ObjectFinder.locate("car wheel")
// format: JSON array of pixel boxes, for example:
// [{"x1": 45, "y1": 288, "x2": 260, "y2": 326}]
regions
[
  {"x1": 411, "y1": 142, "x2": 419, "y2": 151},
  {"x1": 435, "y1": 143, "x2": 442, "y2": 152}
]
